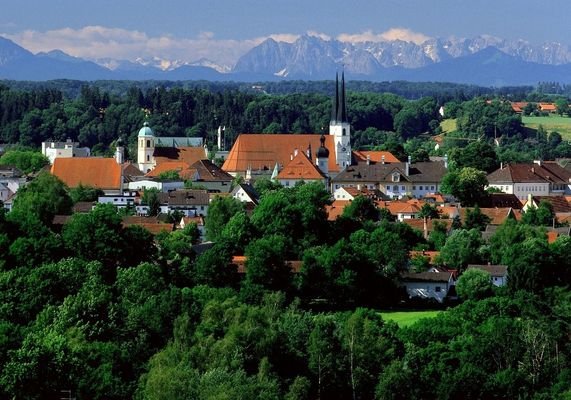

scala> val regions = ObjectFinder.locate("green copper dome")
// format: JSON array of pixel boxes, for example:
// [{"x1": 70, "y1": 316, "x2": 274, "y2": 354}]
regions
[{"x1": 138, "y1": 122, "x2": 154, "y2": 137}]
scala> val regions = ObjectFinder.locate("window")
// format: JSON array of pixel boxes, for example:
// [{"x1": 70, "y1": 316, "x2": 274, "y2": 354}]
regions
[
  {"x1": 412, "y1": 185, "x2": 416, "y2": 190},
  {"x1": 431, "y1": 186, "x2": 435, "y2": 190},
  {"x1": 419, "y1": 186, "x2": 423, "y2": 190},
  {"x1": 146, "y1": 155, "x2": 150, "y2": 162},
  {"x1": 401, "y1": 186, "x2": 405, "y2": 191},
  {"x1": 435, "y1": 286, "x2": 441, "y2": 292},
  {"x1": 342, "y1": 128, "x2": 346, "y2": 136},
  {"x1": 146, "y1": 139, "x2": 150, "y2": 147},
  {"x1": 393, "y1": 185, "x2": 398, "y2": 191}
]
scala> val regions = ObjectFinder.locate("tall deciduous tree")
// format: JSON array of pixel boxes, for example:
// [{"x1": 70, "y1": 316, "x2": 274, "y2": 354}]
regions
[{"x1": 441, "y1": 167, "x2": 488, "y2": 206}]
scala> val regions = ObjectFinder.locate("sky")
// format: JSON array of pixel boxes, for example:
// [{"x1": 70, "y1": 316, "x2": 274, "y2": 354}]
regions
[{"x1": 1, "y1": 0, "x2": 570, "y2": 67}]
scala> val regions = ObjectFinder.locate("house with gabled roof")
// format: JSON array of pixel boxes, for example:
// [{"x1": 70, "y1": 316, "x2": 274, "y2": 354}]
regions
[
  {"x1": 50, "y1": 157, "x2": 123, "y2": 195},
  {"x1": 189, "y1": 159, "x2": 233, "y2": 192},
  {"x1": 487, "y1": 161, "x2": 571, "y2": 200},
  {"x1": 352, "y1": 150, "x2": 400, "y2": 164},
  {"x1": 154, "y1": 189, "x2": 210, "y2": 217},
  {"x1": 467, "y1": 264, "x2": 508, "y2": 286},
  {"x1": 231, "y1": 183, "x2": 260, "y2": 205},
  {"x1": 331, "y1": 160, "x2": 447, "y2": 199},
  {"x1": 401, "y1": 271, "x2": 456, "y2": 303},
  {"x1": 277, "y1": 150, "x2": 327, "y2": 188},
  {"x1": 325, "y1": 200, "x2": 351, "y2": 221}
]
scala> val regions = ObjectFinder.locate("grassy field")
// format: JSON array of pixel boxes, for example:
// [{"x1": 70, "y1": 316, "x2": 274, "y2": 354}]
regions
[
  {"x1": 379, "y1": 310, "x2": 441, "y2": 328},
  {"x1": 440, "y1": 118, "x2": 457, "y2": 134},
  {"x1": 522, "y1": 115, "x2": 571, "y2": 140}
]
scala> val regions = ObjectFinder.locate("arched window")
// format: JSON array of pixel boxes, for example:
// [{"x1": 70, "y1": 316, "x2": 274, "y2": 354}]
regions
[
  {"x1": 342, "y1": 128, "x2": 346, "y2": 136},
  {"x1": 146, "y1": 155, "x2": 150, "y2": 161},
  {"x1": 146, "y1": 139, "x2": 151, "y2": 147}
]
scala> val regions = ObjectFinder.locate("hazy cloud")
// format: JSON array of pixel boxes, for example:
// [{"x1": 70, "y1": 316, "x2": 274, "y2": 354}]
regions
[
  {"x1": 3, "y1": 26, "x2": 433, "y2": 68},
  {"x1": 4, "y1": 26, "x2": 258, "y2": 67},
  {"x1": 338, "y1": 28, "x2": 431, "y2": 44}
]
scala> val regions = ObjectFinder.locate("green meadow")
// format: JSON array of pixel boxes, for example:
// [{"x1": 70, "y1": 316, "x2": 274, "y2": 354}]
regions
[
  {"x1": 522, "y1": 115, "x2": 571, "y2": 140},
  {"x1": 380, "y1": 310, "x2": 441, "y2": 328}
]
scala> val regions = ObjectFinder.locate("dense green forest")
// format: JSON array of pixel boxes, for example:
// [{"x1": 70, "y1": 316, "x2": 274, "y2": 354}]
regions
[
  {"x1": 1, "y1": 175, "x2": 571, "y2": 399},
  {"x1": 1, "y1": 80, "x2": 571, "y2": 398},
  {"x1": 1, "y1": 80, "x2": 570, "y2": 162}
]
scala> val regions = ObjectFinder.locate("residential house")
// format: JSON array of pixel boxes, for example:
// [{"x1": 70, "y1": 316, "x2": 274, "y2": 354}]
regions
[
  {"x1": 231, "y1": 183, "x2": 260, "y2": 205},
  {"x1": 333, "y1": 186, "x2": 386, "y2": 201},
  {"x1": 189, "y1": 159, "x2": 234, "y2": 193},
  {"x1": 127, "y1": 178, "x2": 184, "y2": 193},
  {"x1": 458, "y1": 207, "x2": 521, "y2": 226},
  {"x1": 466, "y1": 264, "x2": 508, "y2": 287},
  {"x1": 331, "y1": 160, "x2": 447, "y2": 199},
  {"x1": 122, "y1": 215, "x2": 175, "y2": 236},
  {"x1": 0, "y1": 165, "x2": 26, "y2": 207},
  {"x1": 325, "y1": 200, "x2": 351, "y2": 221},
  {"x1": 277, "y1": 151, "x2": 327, "y2": 188},
  {"x1": 180, "y1": 215, "x2": 206, "y2": 241},
  {"x1": 401, "y1": 271, "x2": 456, "y2": 303},
  {"x1": 41, "y1": 139, "x2": 90, "y2": 164},
  {"x1": 487, "y1": 161, "x2": 571, "y2": 201},
  {"x1": 151, "y1": 189, "x2": 210, "y2": 217},
  {"x1": 98, "y1": 192, "x2": 138, "y2": 210}
]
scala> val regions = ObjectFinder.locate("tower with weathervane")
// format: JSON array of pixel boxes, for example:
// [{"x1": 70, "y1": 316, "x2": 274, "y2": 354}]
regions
[{"x1": 329, "y1": 71, "x2": 351, "y2": 168}]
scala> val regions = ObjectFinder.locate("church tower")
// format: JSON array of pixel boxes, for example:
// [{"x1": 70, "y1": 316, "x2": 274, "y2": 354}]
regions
[
  {"x1": 137, "y1": 122, "x2": 155, "y2": 173},
  {"x1": 329, "y1": 72, "x2": 351, "y2": 168}
]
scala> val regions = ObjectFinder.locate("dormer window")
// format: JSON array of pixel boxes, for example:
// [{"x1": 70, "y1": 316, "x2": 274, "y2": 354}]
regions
[{"x1": 392, "y1": 172, "x2": 400, "y2": 182}]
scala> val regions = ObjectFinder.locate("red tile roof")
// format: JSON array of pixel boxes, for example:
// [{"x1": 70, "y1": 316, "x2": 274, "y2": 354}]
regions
[
  {"x1": 153, "y1": 146, "x2": 207, "y2": 166},
  {"x1": 223, "y1": 134, "x2": 340, "y2": 174},
  {"x1": 50, "y1": 158, "x2": 122, "y2": 190},
  {"x1": 277, "y1": 151, "x2": 326, "y2": 181},
  {"x1": 146, "y1": 161, "x2": 197, "y2": 179},
  {"x1": 352, "y1": 150, "x2": 400, "y2": 164},
  {"x1": 458, "y1": 207, "x2": 518, "y2": 225},
  {"x1": 325, "y1": 200, "x2": 351, "y2": 221}
]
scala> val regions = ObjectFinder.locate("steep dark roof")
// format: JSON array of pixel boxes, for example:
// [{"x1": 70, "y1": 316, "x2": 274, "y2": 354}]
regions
[
  {"x1": 191, "y1": 159, "x2": 233, "y2": 182},
  {"x1": 401, "y1": 271, "x2": 452, "y2": 283},
  {"x1": 234, "y1": 183, "x2": 260, "y2": 204},
  {"x1": 406, "y1": 161, "x2": 448, "y2": 183},
  {"x1": 157, "y1": 189, "x2": 210, "y2": 206},
  {"x1": 332, "y1": 161, "x2": 447, "y2": 184},
  {"x1": 467, "y1": 264, "x2": 508, "y2": 277},
  {"x1": 530, "y1": 195, "x2": 571, "y2": 213},
  {"x1": 332, "y1": 163, "x2": 409, "y2": 183},
  {"x1": 488, "y1": 162, "x2": 571, "y2": 184},
  {"x1": 479, "y1": 193, "x2": 523, "y2": 209}
]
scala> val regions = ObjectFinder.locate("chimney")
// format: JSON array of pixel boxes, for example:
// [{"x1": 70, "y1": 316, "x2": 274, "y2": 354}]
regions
[
  {"x1": 217, "y1": 126, "x2": 223, "y2": 150},
  {"x1": 294, "y1": 148, "x2": 298, "y2": 157},
  {"x1": 381, "y1": 155, "x2": 385, "y2": 164},
  {"x1": 406, "y1": 155, "x2": 411, "y2": 176},
  {"x1": 500, "y1": 162, "x2": 503, "y2": 170},
  {"x1": 444, "y1": 154, "x2": 449, "y2": 169},
  {"x1": 366, "y1": 154, "x2": 371, "y2": 165}
]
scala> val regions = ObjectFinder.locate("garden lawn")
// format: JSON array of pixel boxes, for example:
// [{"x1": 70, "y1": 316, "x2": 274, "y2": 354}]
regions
[{"x1": 380, "y1": 310, "x2": 441, "y2": 328}]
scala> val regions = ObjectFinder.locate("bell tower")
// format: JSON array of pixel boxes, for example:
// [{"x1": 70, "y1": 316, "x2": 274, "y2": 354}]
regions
[
  {"x1": 137, "y1": 122, "x2": 155, "y2": 173},
  {"x1": 329, "y1": 72, "x2": 351, "y2": 168}
]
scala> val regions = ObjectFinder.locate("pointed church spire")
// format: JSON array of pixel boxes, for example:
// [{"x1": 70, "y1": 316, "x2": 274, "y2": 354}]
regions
[
  {"x1": 331, "y1": 72, "x2": 339, "y2": 123},
  {"x1": 338, "y1": 71, "x2": 347, "y2": 123}
]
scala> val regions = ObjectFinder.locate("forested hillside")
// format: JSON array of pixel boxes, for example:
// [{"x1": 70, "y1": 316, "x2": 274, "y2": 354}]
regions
[{"x1": 1, "y1": 80, "x2": 570, "y2": 162}]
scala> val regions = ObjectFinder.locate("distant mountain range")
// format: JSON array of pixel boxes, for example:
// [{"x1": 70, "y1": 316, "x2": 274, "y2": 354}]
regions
[{"x1": 2, "y1": 34, "x2": 571, "y2": 86}]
